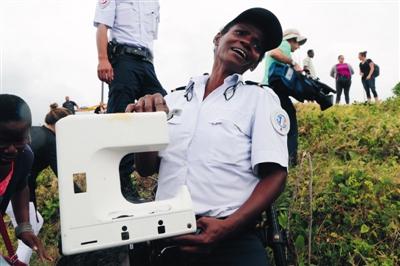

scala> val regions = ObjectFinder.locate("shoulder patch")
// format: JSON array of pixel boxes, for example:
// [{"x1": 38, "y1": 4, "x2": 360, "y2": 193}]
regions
[
  {"x1": 270, "y1": 109, "x2": 290, "y2": 135},
  {"x1": 98, "y1": 0, "x2": 110, "y2": 9}
]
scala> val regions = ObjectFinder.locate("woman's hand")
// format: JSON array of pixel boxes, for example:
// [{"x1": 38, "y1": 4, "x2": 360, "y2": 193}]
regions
[
  {"x1": 19, "y1": 232, "x2": 53, "y2": 262},
  {"x1": 172, "y1": 217, "x2": 232, "y2": 254}
]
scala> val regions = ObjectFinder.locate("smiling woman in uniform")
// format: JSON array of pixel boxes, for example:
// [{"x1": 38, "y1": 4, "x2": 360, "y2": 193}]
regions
[{"x1": 128, "y1": 8, "x2": 289, "y2": 266}]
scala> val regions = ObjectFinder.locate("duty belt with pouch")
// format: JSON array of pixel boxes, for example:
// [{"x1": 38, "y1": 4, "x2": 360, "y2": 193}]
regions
[{"x1": 107, "y1": 40, "x2": 153, "y2": 63}]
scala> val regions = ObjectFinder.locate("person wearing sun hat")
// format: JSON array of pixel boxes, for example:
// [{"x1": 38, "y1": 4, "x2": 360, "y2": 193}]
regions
[
  {"x1": 263, "y1": 28, "x2": 307, "y2": 84},
  {"x1": 262, "y1": 28, "x2": 307, "y2": 166},
  {"x1": 262, "y1": 28, "x2": 308, "y2": 100},
  {"x1": 128, "y1": 7, "x2": 288, "y2": 266}
]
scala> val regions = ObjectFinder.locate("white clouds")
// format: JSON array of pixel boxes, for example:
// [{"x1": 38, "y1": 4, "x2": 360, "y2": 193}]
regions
[{"x1": 1, "y1": 0, "x2": 398, "y2": 124}]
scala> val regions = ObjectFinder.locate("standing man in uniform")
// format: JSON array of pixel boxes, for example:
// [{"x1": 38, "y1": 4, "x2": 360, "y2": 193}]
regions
[
  {"x1": 262, "y1": 28, "x2": 307, "y2": 166},
  {"x1": 128, "y1": 8, "x2": 288, "y2": 265},
  {"x1": 62, "y1": 96, "x2": 79, "y2": 114},
  {"x1": 94, "y1": 0, "x2": 167, "y2": 202}
]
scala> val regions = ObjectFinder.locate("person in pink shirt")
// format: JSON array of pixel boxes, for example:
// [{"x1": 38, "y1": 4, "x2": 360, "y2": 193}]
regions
[{"x1": 330, "y1": 55, "x2": 354, "y2": 104}]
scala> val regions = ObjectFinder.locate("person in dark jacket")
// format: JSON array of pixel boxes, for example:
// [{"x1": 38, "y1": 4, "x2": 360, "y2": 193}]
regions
[
  {"x1": 5, "y1": 103, "x2": 69, "y2": 264},
  {"x1": 0, "y1": 94, "x2": 52, "y2": 263}
]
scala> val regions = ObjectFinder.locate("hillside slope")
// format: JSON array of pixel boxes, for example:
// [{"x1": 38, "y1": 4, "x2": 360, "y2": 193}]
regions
[
  {"x1": 280, "y1": 97, "x2": 400, "y2": 265},
  {"x1": 3, "y1": 97, "x2": 399, "y2": 266}
]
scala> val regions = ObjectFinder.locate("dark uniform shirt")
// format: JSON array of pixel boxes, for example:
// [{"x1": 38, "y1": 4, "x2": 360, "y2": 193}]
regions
[
  {"x1": 62, "y1": 100, "x2": 78, "y2": 114},
  {"x1": 28, "y1": 126, "x2": 57, "y2": 203}
]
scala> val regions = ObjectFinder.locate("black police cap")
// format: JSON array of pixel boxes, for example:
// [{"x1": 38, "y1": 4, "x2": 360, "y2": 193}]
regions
[{"x1": 225, "y1": 8, "x2": 283, "y2": 52}]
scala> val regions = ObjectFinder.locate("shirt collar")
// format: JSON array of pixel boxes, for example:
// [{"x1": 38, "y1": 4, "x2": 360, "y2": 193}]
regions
[
  {"x1": 187, "y1": 73, "x2": 243, "y2": 102},
  {"x1": 190, "y1": 73, "x2": 243, "y2": 87},
  {"x1": 223, "y1": 73, "x2": 243, "y2": 86}
]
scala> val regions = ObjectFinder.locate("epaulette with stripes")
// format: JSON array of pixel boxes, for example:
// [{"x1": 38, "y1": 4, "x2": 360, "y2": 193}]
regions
[{"x1": 245, "y1": 80, "x2": 268, "y2": 88}]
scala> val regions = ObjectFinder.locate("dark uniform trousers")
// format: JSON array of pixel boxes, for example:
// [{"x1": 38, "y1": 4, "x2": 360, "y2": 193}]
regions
[
  {"x1": 107, "y1": 54, "x2": 166, "y2": 113},
  {"x1": 151, "y1": 230, "x2": 270, "y2": 266},
  {"x1": 107, "y1": 53, "x2": 166, "y2": 201}
]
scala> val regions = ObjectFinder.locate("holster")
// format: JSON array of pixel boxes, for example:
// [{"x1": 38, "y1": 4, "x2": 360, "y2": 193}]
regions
[
  {"x1": 107, "y1": 39, "x2": 153, "y2": 64},
  {"x1": 107, "y1": 40, "x2": 118, "y2": 65}
]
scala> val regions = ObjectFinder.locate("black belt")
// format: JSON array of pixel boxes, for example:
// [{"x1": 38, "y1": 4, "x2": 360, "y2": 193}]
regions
[{"x1": 115, "y1": 44, "x2": 153, "y2": 63}]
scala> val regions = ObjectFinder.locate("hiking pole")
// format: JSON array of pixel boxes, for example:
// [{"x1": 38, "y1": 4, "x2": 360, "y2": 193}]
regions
[{"x1": 101, "y1": 81, "x2": 104, "y2": 104}]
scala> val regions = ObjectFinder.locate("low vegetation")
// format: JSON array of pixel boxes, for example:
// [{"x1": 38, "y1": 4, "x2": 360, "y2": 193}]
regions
[
  {"x1": 1, "y1": 95, "x2": 399, "y2": 266},
  {"x1": 277, "y1": 96, "x2": 400, "y2": 265}
]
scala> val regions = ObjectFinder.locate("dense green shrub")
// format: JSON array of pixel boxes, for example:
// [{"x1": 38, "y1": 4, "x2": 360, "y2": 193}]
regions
[
  {"x1": 277, "y1": 98, "x2": 400, "y2": 265},
  {"x1": 2, "y1": 98, "x2": 399, "y2": 265},
  {"x1": 393, "y1": 82, "x2": 400, "y2": 97}
]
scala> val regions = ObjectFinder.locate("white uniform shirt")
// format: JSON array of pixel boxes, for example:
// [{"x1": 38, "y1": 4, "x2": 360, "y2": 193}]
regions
[
  {"x1": 94, "y1": 0, "x2": 160, "y2": 53},
  {"x1": 303, "y1": 56, "x2": 316, "y2": 78},
  {"x1": 156, "y1": 74, "x2": 289, "y2": 218}
]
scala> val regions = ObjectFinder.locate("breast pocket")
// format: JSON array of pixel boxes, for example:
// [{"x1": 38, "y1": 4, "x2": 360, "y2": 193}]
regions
[
  {"x1": 160, "y1": 116, "x2": 186, "y2": 158},
  {"x1": 115, "y1": 1, "x2": 138, "y2": 28},
  {"x1": 142, "y1": 2, "x2": 160, "y2": 39},
  {"x1": 166, "y1": 116, "x2": 186, "y2": 142},
  {"x1": 207, "y1": 111, "x2": 252, "y2": 164}
]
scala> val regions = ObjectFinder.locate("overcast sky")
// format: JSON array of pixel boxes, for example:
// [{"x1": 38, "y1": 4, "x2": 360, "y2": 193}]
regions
[{"x1": 1, "y1": 0, "x2": 399, "y2": 125}]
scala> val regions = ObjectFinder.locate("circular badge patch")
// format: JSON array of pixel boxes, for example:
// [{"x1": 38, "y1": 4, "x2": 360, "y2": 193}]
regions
[{"x1": 270, "y1": 110, "x2": 290, "y2": 135}]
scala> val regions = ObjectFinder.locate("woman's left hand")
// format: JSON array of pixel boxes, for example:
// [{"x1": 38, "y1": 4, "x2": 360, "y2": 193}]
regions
[{"x1": 172, "y1": 217, "x2": 232, "y2": 254}]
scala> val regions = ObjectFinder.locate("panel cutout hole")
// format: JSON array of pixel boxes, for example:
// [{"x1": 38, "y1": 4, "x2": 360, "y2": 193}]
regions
[{"x1": 73, "y1": 172, "x2": 87, "y2": 193}]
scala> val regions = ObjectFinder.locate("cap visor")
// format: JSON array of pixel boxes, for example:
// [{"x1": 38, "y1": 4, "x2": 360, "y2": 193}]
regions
[{"x1": 298, "y1": 37, "x2": 307, "y2": 45}]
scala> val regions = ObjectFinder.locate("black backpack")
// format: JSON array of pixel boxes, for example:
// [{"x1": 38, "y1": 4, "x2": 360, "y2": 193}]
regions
[{"x1": 373, "y1": 63, "x2": 380, "y2": 77}]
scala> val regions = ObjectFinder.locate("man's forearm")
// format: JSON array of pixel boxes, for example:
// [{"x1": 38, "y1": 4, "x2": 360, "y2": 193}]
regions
[
  {"x1": 11, "y1": 186, "x2": 30, "y2": 224},
  {"x1": 96, "y1": 24, "x2": 110, "y2": 61},
  {"x1": 270, "y1": 49, "x2": 292, "y2": 65}
]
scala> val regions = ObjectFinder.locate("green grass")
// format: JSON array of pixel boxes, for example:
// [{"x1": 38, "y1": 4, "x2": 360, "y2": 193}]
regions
[
  {"x1": 277, "y1": 97, "x2": 400, "y2": 265},
  {"x1": 2, "y1": 96, "x2": 399, "y2": 265}
]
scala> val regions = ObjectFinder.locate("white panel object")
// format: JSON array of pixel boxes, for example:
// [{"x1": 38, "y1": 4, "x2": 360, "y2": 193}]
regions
[{"x1": 56, "y1": 112, "x2": 196, "y2": 255}]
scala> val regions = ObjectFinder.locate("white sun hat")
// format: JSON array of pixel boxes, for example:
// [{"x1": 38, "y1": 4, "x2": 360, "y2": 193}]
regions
[{"x1": 283, "y1": 29, "x2": 307, "y2": 45}]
